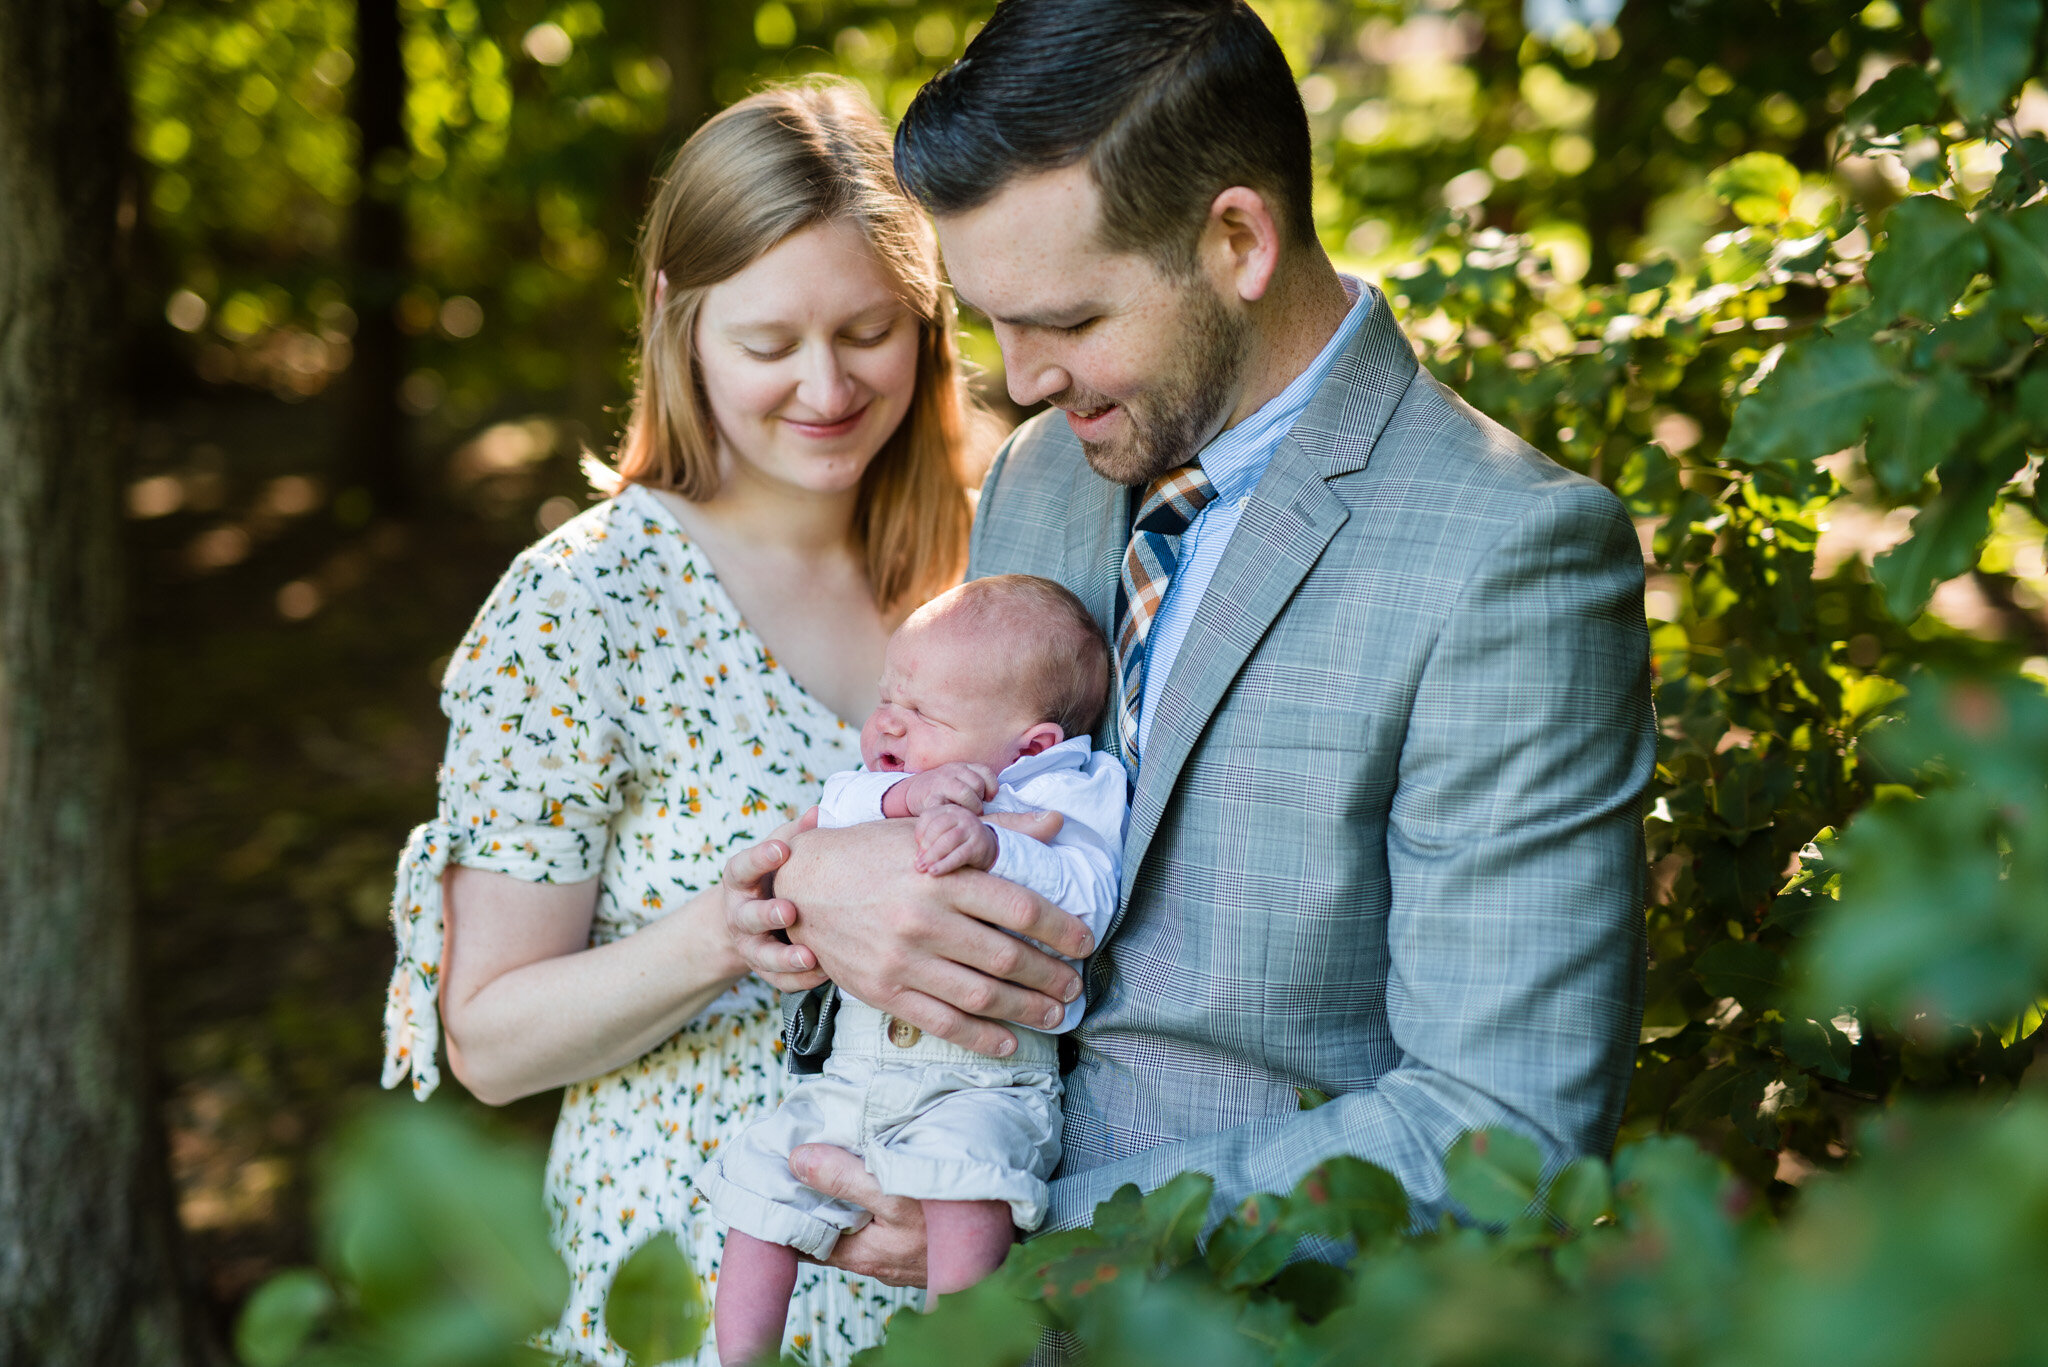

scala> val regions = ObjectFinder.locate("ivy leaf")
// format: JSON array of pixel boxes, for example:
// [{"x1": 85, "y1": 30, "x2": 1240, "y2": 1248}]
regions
[
  {"x1": 1708, "y1": 152, "x2": 1801, "y2": 225},
  {"x1": 233, "y1": 1268, "x2": 336, "y2": 1367},
  {"x1": 604, "y1": 1231, "x2": 706, "y2": 1367},
  {"x1": 1725, "y1": 333, "x2": 1898, "y2": 468},
  {"x1": 1925, "y1": 0, "x2": 2042, "y2": 123},
  {"x1": 1868, "y1": 196, "x2": 1987, "y2": 322},
  {"x1": 1982, "y1": 202, "x2": 2048, "y2": 316},
  {"x1": 1844, "y1": 64, "x2": 1943, "y2": 136},
  {"x1": 1444, "y1": 1128, "x2": 1545, "y2": 1225},
  {"x1": 1782, "y1": 1015, "x2": 1855, "y2": 1081},
  {"x1": 1545, "y1": 1157, "x2": 1614, "y2": 1232},
  {"x1": 1865, "y1": 365, "x2": 1986, "y2": 497},
  {"x1": 1695, "y1": 939, "x2": 1787, "y2": 1008}
]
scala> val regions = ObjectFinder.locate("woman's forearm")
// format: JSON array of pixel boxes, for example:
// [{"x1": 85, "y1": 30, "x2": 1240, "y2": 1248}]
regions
[{"x1": 442, "y1": 868, "x2": 749, "y2": 1104}]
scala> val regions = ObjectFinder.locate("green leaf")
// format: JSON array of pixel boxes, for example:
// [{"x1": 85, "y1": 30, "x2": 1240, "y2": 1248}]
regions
[
  {"x1": 1982, "y1": 202, "x2": 2048, "y2": 315},
  {"x1": 1865, "y1": 365, "x2": 1986, "y2": 497},
  {"x1": 1545, "y1": 1157, "x2": 1614, "y2": 1232},
  {"x1": 1872, "y1": 432, "x2": 2029, "y2": 620},
  {"x1": 1725, "y1": 334, "x2": 1897, "y2": 468},
  {"x1": 1295, "y1": 1085, "x2": 1332, "y2": 1111},
  {"x1": 1925, "y1": 0, "x2": 2043, "y2": 123},
  {"x1": 1279, "y1": 1156, "x2": 1410, "y2": 1248},
  {"x1": 1444, "y1": 1129, "x2": 1545, "y2": 1225},
  {"x1": 1844, "y1": 63, "x2": 1944, "y2": 135},
  {"x1": 1694, "y1": 939, "x2": 1787, "y2": 1008},
  {"x1": 234, "y1": 1268, "x2": 335, "y2": 1367},
  {"x1": 1205, "y1": 1192, "x2": 1298, "y2": 1290},
  {"x1": 865, "y1": 1274, "x2": 1045, "y2": 1367},
  {"x1": 1708, "y1": 152, "x2": 1801, "y2": 225},
  {"x1": 1137, "y1": 1171, "x2": 1215, "y2": 1267},
  {"x1": 1868, "y1": 196, "x2": 1987, "y2": 322},
  {"x1": 1782, "y1": 1016, "x2": 1855, "y2": 1081},
  {"x1": 605, "y1": 1231, "x2": 706, "y2": 1367}
]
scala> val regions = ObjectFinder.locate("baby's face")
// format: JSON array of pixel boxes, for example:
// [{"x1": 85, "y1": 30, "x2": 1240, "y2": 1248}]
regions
[{"x1": 859, "y1": 616, "x2": 1036, "y2": 776}]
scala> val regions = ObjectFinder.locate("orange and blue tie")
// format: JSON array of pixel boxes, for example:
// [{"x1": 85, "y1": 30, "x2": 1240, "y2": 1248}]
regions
[{"x1": 1115, "y1": 464, "x2": 1217, "y2": 776}]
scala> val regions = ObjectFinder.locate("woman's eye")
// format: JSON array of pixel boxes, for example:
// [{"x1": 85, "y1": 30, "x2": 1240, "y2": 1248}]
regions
[
  {"x1": 742, "y1": 343, "x2": 795, "y2": 361},
  {"x1": 845, "y1": 323, "x2": 896, "y2": 347}
]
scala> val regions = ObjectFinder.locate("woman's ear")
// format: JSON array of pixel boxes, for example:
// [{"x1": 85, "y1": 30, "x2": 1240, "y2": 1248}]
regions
[{"x1": 1017, "y1": 722, "x2": 1066, "y2": 758}]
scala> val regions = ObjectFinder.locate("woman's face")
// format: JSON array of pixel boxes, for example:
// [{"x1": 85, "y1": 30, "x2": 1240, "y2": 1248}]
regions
[{"x1": 694, "y1": 218, "x2": 923, "y2": 500}]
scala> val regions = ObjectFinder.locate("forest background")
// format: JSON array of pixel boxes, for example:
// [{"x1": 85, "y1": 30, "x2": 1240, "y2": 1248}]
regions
[{"x1": 7, "y1": 0, "x2": 2048, "y2": 1362}]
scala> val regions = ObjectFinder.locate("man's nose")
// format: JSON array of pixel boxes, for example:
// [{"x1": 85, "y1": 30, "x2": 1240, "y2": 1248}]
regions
[{"x1": 996, "y1": 325, "x2": 1069, "y2": 409}]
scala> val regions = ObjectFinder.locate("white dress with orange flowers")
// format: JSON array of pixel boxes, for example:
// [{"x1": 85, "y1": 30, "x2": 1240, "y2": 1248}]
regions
[{"x1": 383, "y1": 483, "x2": 922, "y2": 1366}]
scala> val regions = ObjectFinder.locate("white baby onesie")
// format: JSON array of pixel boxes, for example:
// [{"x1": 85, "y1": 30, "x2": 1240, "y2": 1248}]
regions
[{"x1": 700, "y1": 737, "x2": 1125, "y2": 1256}]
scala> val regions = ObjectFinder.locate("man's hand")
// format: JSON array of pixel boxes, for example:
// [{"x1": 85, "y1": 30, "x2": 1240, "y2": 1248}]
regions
[
  {"x1": 915, "y1": 804, "x2": 999, "y2": 875},
  {"x1": 886, "y1": 761, "x2": 999, "y2": 818},
  {"x1": 791, "y1": 1144, "x2": 928, "y2": 1288},
  {"x1": 727, "y1": 817, "x2": 1088, "y2": 1056},
  {"x1": 720, "y1": 806, "x2": 826, "y2": 994}
]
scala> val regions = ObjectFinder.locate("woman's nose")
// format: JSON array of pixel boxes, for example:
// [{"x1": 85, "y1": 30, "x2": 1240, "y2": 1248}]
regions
[{"x1": 795, "y1": 343, "x2": 859, "y2": 419}]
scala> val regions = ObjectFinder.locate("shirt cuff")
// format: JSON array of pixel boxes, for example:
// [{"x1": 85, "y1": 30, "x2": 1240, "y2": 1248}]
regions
[{"x1": 816, "y1": 769, "x2": 911, "y2": 828}]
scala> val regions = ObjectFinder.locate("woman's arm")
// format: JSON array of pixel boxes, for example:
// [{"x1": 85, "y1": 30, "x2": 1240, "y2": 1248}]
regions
[{"x1": 440, "y1": 866, "x2": 749, "y2": 1105}]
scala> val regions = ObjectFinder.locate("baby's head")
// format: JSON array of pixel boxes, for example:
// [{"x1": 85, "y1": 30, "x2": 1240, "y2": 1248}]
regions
[{"x1": 860, "y1": 574, "x2": 1109, "y2": 775}]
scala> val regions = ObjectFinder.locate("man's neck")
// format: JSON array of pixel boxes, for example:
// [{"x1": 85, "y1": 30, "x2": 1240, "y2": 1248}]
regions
[{"x1": 1221, "y1": 252, "x2": 1354, "y2": 432}]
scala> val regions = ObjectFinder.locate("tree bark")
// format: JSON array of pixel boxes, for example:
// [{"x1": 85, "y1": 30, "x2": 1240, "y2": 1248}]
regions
[
  {"x1": 0, "y1": 2, "x2": 207, "y2": 1364},
  {"x1": 347, "y1": 0, "x2": 410, "y2": 512}
]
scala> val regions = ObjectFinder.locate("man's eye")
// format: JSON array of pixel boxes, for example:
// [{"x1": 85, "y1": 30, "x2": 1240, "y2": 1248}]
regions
[{"x1": 1057, "y1": 318, "x2": 1099, "y2": 336}]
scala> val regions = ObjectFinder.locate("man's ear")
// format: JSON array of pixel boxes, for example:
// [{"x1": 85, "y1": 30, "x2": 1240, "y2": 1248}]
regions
[
  {"x1": 1202, "y1": 185, "x2": 1284, "y2": 304},
  {"x1": 1017, "y1": 722, "x2": 1067, "y2": 758}
]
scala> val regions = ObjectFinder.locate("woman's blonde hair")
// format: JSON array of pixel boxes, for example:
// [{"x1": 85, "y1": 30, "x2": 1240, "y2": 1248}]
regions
[{"x1": 593, "y1": 78, "x2": 976, "y2": 612}]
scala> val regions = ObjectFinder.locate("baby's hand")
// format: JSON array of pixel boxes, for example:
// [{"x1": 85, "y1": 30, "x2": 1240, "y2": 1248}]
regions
[
  {"x1": 899, "y1": 761, "x2": 998, "y2": 817},
  {"x1": 915, "y1": 803, "x2": 1000, "y2": 875}
]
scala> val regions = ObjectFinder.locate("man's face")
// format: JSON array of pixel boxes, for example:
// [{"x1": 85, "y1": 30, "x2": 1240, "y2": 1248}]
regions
[{"x1": 935, "y1": 163, "x2": 1250, "y2": 487}]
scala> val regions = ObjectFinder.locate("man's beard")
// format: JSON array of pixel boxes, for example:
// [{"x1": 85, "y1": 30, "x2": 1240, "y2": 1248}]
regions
[{"x1": 1065, "y1": 280, "x2": 1251, "y2": 487}]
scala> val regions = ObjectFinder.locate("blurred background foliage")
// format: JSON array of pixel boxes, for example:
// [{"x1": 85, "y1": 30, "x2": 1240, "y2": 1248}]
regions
[{"x1": 120, "y1": 0, "x2": 2048, "y2": 1358}]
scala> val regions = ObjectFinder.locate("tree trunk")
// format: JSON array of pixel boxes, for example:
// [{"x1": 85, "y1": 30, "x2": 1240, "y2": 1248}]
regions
[
  {"x1": 0, "y1": 2, "x2": 207, "y2": 1364},
  {"x1": 347, "y1": 0, "x2": 410, "y2": 512}
]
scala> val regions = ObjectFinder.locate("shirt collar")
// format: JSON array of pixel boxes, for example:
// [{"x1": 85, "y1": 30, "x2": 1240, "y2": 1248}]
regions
[
  {"x1": 1197, "y1": 275, "x2": 1371, "y2": 507},
  {"x1": 998, "y1": 734, "x2": 1093, "y2": 786}
]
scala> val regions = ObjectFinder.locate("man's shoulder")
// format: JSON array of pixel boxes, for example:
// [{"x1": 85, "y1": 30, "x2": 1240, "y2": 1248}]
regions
[
  {"x1": 970, "y1": 409, "x2": 1100, "y2": 576},
  {"x1": 985, "y1": 408, "x2": 1086, "y2": 496},
  {"x1": 1337, "y1": 368, "x2": 1631, "y2": 545}
]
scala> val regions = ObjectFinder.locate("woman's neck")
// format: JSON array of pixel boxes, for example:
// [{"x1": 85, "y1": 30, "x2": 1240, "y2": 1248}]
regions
[{"x1": 663, "y1": 461, "x2": 863, "y2": 567}]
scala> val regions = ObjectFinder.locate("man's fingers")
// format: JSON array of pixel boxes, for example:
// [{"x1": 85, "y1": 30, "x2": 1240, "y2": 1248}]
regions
[
  {"x1": 985, "y1": 809, "x2": 1063, "y2": 843},
  {"x1": 952, "y1": 868, "x2": 1093, "y2": 959},
  {"x1": 789, "y1": 1144, "x2": 894, "y2": 1207},
  {"x1": 723, "y1": 838, "x2": 791, "y2": 896},
  {"x1": 880, "y1": 987, "x2": 1026, "y2": 1058}
]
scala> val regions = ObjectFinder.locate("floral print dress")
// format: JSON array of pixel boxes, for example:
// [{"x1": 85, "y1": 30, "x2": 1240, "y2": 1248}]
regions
[{"x1": 384, "y1": 483, "x2": 922, "y2": 1365}]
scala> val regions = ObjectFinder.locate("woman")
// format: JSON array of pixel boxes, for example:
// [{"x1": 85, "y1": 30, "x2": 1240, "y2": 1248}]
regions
[{"x1": 382, "y1": 80, "x2": 980, "y2": 1365}]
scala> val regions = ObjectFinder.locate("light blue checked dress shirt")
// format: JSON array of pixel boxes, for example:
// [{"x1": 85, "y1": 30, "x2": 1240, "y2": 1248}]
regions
[{"x1": 1136, "y1": 275, "x2": 1371, "y2": 753}]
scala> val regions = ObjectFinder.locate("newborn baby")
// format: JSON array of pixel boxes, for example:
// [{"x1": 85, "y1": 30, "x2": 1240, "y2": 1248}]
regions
[{"x1": 702, "y1": 573, "x2": 1125, "y2": 1365}]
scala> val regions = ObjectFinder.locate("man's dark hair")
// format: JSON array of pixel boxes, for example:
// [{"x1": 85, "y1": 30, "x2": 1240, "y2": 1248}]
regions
[{"x1": 894, "y1": 0, "x2": 1314, "y2": 272}]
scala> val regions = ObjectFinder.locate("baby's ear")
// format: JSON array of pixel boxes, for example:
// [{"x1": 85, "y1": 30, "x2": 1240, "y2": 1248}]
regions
[{"x1": 1018, "y1": 722, "x2": 1066, "y2": 757}]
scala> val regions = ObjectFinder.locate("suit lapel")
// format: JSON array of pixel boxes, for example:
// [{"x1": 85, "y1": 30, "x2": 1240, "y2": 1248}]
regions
[
  {"x1": 1117, "y1": 446, "x2": 1347, "y2": 902},
  {"x1": 1115, "y1": 285, "x2": 1422, "y2": 904}
]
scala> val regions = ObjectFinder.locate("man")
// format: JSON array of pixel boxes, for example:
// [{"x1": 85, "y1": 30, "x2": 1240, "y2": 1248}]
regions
[{"x1": 722, "y1": 0, "x2": 1654, "y2": 1283}]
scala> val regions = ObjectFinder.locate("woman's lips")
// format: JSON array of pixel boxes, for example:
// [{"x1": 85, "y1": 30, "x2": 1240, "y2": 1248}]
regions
[
  {"x1": 783, "y1": 403, "x2": 870, "y2": 439},
  {"x1": 1064, "y1": 402, "x2": 1120, "y2": 441}
]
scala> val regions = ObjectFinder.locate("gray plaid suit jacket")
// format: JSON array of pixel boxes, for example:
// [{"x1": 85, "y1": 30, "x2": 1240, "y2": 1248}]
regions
[{"x1": 966, "y1": 285, "x2": 1655, "y2": 1233}]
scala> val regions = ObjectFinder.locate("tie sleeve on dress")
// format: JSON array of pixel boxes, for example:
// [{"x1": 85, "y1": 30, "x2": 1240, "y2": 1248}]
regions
[{"x1": 382, "y1": 818, "x2": 463, "y2": 1099}]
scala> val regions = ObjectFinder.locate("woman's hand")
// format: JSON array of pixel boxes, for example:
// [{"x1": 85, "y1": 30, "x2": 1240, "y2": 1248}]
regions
[
  {"x1": 721, "y1": 806, "x2": 827, "y2": 994},
  {"x1": 790, "y1": 1144, "x2": 929, "y2": 1288}
]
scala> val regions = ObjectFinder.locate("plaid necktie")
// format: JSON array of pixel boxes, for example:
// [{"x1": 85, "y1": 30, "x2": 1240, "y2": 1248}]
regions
[{"x1": 1116, "y1": 464, "x2": 1217, "y2": 775}]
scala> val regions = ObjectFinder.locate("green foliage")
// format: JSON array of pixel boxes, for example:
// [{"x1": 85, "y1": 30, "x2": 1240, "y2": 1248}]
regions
[
  {"x1": 234, "y1": 1097, "x2": 565, "y2": 1366},
  {"x1": 604, "y1": 1232, "x2": 708, "y2": 1366}
]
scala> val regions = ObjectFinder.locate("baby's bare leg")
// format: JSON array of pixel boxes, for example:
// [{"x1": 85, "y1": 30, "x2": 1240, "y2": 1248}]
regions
[
  {"x1": 714, "y1": 1230, "x2": 799, "y2": 1366},
  {"x1": 923, "y1": 1199, "x2": 1015, "y2": 1298}
]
